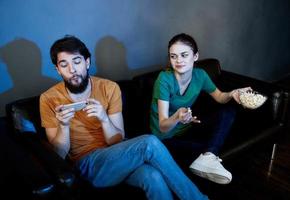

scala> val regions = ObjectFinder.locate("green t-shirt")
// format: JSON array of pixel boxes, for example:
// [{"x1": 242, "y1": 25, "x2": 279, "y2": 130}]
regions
[{"x1": 150, "y1": 68, "x2": 216, "y2": 139}]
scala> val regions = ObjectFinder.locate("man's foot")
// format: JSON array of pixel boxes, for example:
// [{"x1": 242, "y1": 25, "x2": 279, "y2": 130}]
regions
[{"x1": 189, "y1": 152, "x2": 232, "y2": 184}]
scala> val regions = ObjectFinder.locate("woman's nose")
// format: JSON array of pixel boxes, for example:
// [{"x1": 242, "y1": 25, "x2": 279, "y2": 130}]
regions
[{"x1": 176, "y1": 56, "x2": 182, "y2": 63}]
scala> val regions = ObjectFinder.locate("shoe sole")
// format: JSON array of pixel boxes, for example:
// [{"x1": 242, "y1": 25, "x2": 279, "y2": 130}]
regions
[
  {"x1": 190, "y1": 168, "x2": 231, "y2": 184},
  {"x1": 189, "y1": 164, "x2": 232, "y2": 184}
]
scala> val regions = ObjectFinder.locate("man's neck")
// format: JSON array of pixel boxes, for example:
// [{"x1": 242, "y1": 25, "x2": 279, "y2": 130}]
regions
[{"x1": 67, "y1": 78, "x2": 92, "y2": 102}]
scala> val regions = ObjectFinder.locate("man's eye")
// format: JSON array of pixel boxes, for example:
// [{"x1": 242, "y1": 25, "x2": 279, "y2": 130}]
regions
[
  {"x1": 74, "y1": 58, "x2": 81, "y2": 64},
  {"x1": 60, "y1": 63, "x2": 68, "y2": 68}
]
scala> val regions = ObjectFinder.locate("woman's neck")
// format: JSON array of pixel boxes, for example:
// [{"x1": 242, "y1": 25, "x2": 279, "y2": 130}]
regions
[
  {"x1": 175, "y1": 69, "x2": 192, "y2": 86},
  {"x1": 174, "y1": 69, "x2": 192, "y2": 95}
]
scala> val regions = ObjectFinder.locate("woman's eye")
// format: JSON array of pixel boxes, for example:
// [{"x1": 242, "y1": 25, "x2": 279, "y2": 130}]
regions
[
  {"x1": 182, "y1": 53, "x2": 188, "y2": 58},
  {"x1": 170, "y1": 55, "x2": 177, "y2": 59}
]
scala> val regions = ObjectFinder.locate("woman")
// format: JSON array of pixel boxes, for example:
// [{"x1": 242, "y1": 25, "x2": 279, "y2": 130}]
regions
[{"x1": 150, "y1": 33, "x2": 250, "y2": 184}]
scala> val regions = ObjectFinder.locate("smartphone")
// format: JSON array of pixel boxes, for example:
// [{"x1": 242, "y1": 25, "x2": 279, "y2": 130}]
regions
[{"x1": 62, "y1": 101, "x2": 87, "y2": 111}]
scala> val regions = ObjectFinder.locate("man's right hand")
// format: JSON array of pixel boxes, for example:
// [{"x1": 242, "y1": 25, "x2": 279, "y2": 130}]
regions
[{"x1": 55, "y1": 105, "x2": 75, "y2": 126}]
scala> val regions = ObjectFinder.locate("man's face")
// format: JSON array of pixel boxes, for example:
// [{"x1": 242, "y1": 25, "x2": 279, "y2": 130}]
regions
[
  {"x1": 56, "y1": 52, "x2": 90, "y2": 93},
  {"x1": 169, "y1": 42, "x2": 198, "y2": 74}
]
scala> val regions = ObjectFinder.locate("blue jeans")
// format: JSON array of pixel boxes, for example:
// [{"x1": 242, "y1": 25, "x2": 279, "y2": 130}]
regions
[
  {"x1": 163, "y1": 105, "x2": 236, "y2": 164},
  {"x1": 76, "y1": 135, "x2": 208, "y2": 200}
]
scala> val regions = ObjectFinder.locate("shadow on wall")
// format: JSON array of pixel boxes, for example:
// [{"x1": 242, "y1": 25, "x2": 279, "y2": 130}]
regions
[
  {"x1": 0, "y1": 39, "x2": 57, "y2": 116},
  {"x1": 95, "y1": 36, "x2": 163, "y2": 81}
]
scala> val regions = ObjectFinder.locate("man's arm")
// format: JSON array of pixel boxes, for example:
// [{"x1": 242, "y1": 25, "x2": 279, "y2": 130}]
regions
[
  {"x1": 84, "y1": 98, "x2": 124, "y2": 145},
  {"x1": 45, "y1": 105, "x2": 75, "y2": 159},
  {"x1": 45, "y1": 125, "x2": 70, "y2": 159},
  {"x1": 100, "y1": 112, "x2": 125, "y2": 145}
]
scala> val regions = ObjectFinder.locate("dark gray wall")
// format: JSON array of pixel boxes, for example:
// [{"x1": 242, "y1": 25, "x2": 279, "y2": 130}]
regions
[{"x1": 0, "y1": 0, "x2": 290, "y2": 116}]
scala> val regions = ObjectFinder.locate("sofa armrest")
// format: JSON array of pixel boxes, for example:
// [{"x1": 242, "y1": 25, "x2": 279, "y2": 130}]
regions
[
  {"x1": 5, "y1": 97, "x2": 75, "y2": 188},
  {"x1": 17, "y1": 132, "x2": 75, "y2": 188},
  {"x1": 218, "y1": 70, "x2": 287, "y2": 124},
  {"x1": 0, "y1": 130, "x2": 55, "y2": 198}
]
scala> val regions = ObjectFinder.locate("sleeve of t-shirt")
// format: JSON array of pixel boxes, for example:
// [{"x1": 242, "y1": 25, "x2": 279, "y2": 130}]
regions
[
  {"x1": 201, "y1": 69, "x2": 216, "y2": 93},
  {"x1": 153, "y1": 72, "x2": 170, "y2": 101},
  {"x1": 39, "y1": 93, "x2": 58, "y2": 128},
  {"x1": 107, "y1": 82, "x2": 122, "y2": 115}
]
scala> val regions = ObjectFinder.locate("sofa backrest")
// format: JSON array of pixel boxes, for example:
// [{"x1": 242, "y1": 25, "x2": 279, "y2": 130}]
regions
[
  {"x1": 125, "y1": 58, "x2": 222, "y2": 136},
  {"x1": 5, "y1": 58, "x2": 223, "y2": 139}
]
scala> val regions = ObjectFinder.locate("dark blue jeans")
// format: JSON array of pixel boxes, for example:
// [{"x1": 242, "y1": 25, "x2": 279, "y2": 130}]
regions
[{"x1": 163, "y1": 105, "x2": 236, "y2": 165}]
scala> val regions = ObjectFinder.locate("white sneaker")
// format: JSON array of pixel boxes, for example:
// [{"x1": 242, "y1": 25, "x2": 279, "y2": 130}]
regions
[{"x1": 189, "y1": 152, "x2": 232, "y2": 184}]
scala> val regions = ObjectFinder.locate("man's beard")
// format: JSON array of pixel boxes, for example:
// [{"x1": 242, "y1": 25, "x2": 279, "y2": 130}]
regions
[{"x1": 64, "y1": 73, "x2": 89, "y2": 94}]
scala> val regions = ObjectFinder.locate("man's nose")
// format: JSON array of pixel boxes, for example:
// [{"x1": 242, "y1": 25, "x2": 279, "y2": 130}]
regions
[{"x1": 68, "y1": 63, "x2": 76, "y2": 73}]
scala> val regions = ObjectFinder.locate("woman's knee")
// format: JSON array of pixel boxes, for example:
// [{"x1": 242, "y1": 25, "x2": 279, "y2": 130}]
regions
[{"x1": 220, "y1": 105, "x2": 237, "y2": 120}]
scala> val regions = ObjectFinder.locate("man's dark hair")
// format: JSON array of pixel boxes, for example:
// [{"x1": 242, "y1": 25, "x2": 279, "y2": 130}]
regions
[{"x1": 50, "y1": 35, "x2": 91, "y2": 65}]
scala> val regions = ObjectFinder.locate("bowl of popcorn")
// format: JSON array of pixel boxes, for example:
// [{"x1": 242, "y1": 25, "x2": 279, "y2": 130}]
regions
[{"x1": 239, "y1": 90, "x2": 267, "y2": 109}]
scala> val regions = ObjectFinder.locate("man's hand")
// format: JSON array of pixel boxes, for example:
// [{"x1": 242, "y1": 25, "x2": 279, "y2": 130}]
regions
[
  {"x1": 83, "y1": 98, "x2": 108, "y2": 122},
  {"x1": 55, "y1": 105, "x2": 75, "y2": 126}
]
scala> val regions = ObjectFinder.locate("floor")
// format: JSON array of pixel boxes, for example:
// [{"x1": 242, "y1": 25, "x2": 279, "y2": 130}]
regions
[{"x1": 192, "y1": 126, "x2": 290, "y2": 200}]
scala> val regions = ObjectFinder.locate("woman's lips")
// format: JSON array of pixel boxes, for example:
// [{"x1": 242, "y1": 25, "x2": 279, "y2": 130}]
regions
[{"x1": 175, "y1": 65, "x2": 185, "y2": 68}]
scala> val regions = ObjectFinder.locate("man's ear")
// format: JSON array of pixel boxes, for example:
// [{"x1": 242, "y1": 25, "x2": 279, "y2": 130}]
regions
[
  {"x1": 86, "y1": 58, "x2": 90, "y2": 70},
  {"x1": 55, "y1": 65, "x2": 61, "y2": 75},
  {"x1": 194, "y1": 52, "x2": 199, "y2": 61}
]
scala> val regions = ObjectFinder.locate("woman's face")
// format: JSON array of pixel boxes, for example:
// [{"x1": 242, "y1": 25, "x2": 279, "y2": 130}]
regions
[{"x1": 169, "y1": 41, "x2": 198, "y2": 74}]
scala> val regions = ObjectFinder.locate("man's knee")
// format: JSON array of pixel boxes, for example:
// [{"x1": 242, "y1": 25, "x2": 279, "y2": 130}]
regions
[
  {"x1": 141, "y1": 166, "x2": 165, "y2": 188},
  {"x1": 143, "y1": 134, "x2": 162, "y2": 148}
]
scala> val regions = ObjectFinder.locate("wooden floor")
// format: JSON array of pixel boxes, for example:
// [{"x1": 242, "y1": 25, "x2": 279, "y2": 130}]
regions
[{"x1": 194, "y1": 127, "x2": 290, "y2": 200}]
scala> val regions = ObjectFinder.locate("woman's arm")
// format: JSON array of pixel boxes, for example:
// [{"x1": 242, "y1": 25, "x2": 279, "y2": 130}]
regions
[
  {"x1": 210, "y1": 87, "x2": 251, "y2": 104},
  {"x1": 158, "y1": 100, "x2": 198, "y2": 133}
]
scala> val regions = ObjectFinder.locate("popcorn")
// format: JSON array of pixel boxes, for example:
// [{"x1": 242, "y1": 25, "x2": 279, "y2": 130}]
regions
[{"x1": 239, "y1": 91, "x2": 267, "y2": 109}]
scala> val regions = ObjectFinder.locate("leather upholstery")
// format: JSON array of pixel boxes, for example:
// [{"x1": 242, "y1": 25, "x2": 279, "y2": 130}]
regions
[{"x1": 5, "y1": 58, "x2": 289, "y2": 199}]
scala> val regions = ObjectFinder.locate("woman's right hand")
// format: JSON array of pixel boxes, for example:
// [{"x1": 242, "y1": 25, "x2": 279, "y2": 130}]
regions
[
  {"x1": 176, "y1": 107, "x2": 201, "y2": 124},
  {"x1": 55, "y1": 105, "x2": 75, "y2": 126}
]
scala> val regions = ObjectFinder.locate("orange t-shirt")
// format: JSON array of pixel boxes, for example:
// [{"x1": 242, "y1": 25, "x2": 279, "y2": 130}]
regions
[{"x1": 40, "y1": 77, "x2": 122, "y2": 162}]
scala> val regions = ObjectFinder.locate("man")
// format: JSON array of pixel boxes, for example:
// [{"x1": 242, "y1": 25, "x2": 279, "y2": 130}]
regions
[{"x1": 40, "y1": 35, "x2": 208, "y2": 200}]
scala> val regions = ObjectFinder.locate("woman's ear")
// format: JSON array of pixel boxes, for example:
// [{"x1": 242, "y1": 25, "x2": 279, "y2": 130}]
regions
[{"x1": 194, "y1": 52, "x2": 199, "y2": 61}]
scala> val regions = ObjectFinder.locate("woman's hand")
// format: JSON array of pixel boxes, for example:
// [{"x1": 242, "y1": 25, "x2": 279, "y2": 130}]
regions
[
  {"x1": 55, "y1": 105, "x2": 75, "y2": 126},
  {"x1": 176, "y1": 107, "x2": 201, "y2": 124},
  {"x1": 83, "y1": 98, "x2": 108, "y2": 122},
  {"x1": 230, "y1": 87, "x2": 252, "y2": 104}
]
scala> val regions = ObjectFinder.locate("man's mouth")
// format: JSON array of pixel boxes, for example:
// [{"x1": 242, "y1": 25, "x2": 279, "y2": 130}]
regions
[{"x1": 70, "y1": 75, "x2": 81, "y2": 83}]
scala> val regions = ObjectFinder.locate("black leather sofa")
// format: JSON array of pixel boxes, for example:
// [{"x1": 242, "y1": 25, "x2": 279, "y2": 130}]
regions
[{"x1": 5, "y1": 58, "x2": 289, "y2": 199}]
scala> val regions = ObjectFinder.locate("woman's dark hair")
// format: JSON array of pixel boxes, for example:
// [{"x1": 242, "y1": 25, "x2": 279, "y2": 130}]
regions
[
  {"x1": 50, "y1": 35, "x2": 91, "y2": 65},
  {"x1": 168, "y1": 33, "x2": 199, "y2": 54}
]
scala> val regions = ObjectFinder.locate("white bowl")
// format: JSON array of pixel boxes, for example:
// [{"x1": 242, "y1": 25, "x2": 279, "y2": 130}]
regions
[{"x1": 239, "y1": 91, "x2": 267, "y2": 109}]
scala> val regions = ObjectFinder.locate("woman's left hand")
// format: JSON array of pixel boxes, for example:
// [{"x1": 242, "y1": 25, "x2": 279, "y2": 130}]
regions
[{"x1": 230, "y1": 87, "x2": 252, "y2": 104}]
